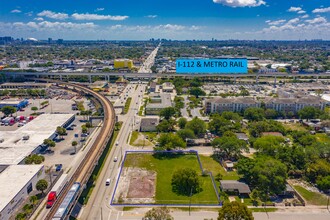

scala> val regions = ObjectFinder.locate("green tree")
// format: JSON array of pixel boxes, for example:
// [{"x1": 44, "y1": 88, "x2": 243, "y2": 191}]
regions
[
  {"x1": 36, "y1": 179, "x2": 48, "y2": 195},
  {"x1": 15, "y1": 213, "x2": 26, "y2": 220},
  {"x1": 218, "y1": 201, "x2": 254, "y2": 220},
  {"x1": 185, "y1": 117, "x2": 206, "y2": 137},
  {"x1": 253, "y1": 135, "x2": 285, "y2": 156},
  {"x1": 244, "y1": 107, "x2": 265, "y2": 121},
  {"x1": 264, "y1": 109, "x2": 278, "y2": 119},
  {"x1": 212, "y1": 134, "x2": 248, "y2": 159},
  {"x1": 1, "y1": 106, "x2": 17, "y2": 116},
  {"x1": 177, "y1": 129, "x2": 196, "y2": 140},
  {"x1": 31, "y1": 106, "x2": 38, "y2": 114},
  {"x1": 144, "y1": 207, "x2": 174, "y2": 220},
  {"x1": 298, "y1": 106, "x2": 322, "y2": 120},
  {"x1": 43, "y1": 139, "x2": 55, "y2": 147},
  {"x1": 29, "y1": 195, "x2": 38, "y2": 205},
  {"x1": 177, "y1": 117, "x2": 187, "y2": 129},
  {"x1": 171, "y1": 168, "x2": 201, "y2": 196},
  {"x1": 316, "y1": 176, "x2": 330, "y2": 192},
  {"x1": 209, "y1": 114, "x2": 241, "y2": 136},
  {"x1": 157, "y1": 133, "x2": 186, "y2": 150},
  {"x1": 81, "y1": 125, "x2": 88, "y2": 134},
  {"x1": 159, "y1": 107, "x2": 176, "y2": 120},
  {"x1": 56, "y1": 126, "x2": 67, "y2": 139},
  {"x1": 156, "y1": 119, "x2": 176, "y2": 132},
  {"x1": 189, "y1": 87, "x2": 206, "y2": 98}
]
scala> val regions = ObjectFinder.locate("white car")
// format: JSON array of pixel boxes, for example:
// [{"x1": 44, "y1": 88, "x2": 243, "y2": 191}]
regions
[
  {"x1": 106, "y1": 178, "x2": 110, "y2": 186},
  {"x1": 114, "y1": 157, "x2": 118, "y2": 162}
]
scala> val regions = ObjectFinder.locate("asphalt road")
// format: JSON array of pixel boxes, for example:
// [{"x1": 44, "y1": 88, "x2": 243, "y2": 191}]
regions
[
  {"x1": 138, "y1": 43, "x2": 160, "y2": 73},
  {"x1": 79, "y1": 84, "x2": 146, "y2": 220}
]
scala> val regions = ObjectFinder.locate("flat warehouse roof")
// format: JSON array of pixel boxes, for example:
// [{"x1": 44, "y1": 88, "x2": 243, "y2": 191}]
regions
[
  {"x1": 0, "y1": 114, "x2": 74, "y2": 165},
  {"x1": 0, "y1": 165, "x2": 43, "y2": 213}
]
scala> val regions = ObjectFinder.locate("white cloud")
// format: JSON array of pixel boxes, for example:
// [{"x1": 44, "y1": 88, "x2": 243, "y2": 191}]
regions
[
  {"x1": 155, "y1": 24, "x2": 185, "y2": 31},
  {"x1": 288, "y1": 7, "x2": 302, "y2": 12},
  {"x1": 212, "y1": 0, "x2": 266, "y2": 7},
  {"x1": 287, "y1": 18, "x2": 300, "y2": 24},
  {"x1": 306, "y1": 17, "x2": 327, "y2": 24},
  {"x1": 34, "y1": 17, "x2": 44, "y2": 21},
  {"x1": 266, "y1": 19, "x2": 286, "y2": 26},
  {"x1": 37, "y1": 10, "x2": 69, "y2": 20},
  {"x1": 297, "y1": 10, "x2": 306, "y2": 14},
  {"x1": 301, "y1": 14, "x2": 309, "y2": 19},
  {"x1": 11, "y1": 9, "x2": 21, "y2": 13},
  {"x1": 72, "y1": 13, "x2": 128, "y2": 21},
  {"x1": 145, "y1": 15, "x2": 157, "y2": 18},
  {"x1": 96, "y1": 8, "x2": 105, "y2": 11},
  {"x1": 312, "y1": 7, "x2": 330, "y2": 13}
]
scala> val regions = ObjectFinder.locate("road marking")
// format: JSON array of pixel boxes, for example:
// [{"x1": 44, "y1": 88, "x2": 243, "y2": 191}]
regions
[{"x1": 116, "y1": 211, "x2": 120, "y2": 220}]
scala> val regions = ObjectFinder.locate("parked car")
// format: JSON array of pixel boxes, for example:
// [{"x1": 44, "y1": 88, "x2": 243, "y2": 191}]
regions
[{"x1": 114, "y1": 157, "x2": 118, "y2": 162}]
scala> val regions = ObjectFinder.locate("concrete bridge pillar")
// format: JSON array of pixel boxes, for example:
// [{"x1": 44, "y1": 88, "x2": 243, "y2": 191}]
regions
[
  {"x1": 88, "y1": 75, "x2": 92, "y2": 83},
  {"x1": 274, "y1": 76, "x2": 277, "y2": 87},
  {"x1": 60, "y1": 75, "x2": 63, "y2": 81},
  {"x1": 256, "y1": 75, "x2": 259, "y2": 84}
]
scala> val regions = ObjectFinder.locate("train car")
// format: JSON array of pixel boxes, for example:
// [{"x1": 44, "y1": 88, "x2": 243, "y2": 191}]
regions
[{"x1": 52, "y1": 182, "x2": 80, "y2": 220}]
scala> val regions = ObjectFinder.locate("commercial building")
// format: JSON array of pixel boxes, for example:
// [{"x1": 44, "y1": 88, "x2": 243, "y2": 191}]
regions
[
  {"x1": 145, "y1": 93, "x2": 172, "y2": 115},
  {"x1": 161, "y1": 82, "x2": 174, "y2": 93},
  {"x1": 114, "y1": 59, "x2": 134, "y2": 69},
  {"x1": 0, "y1": 99, "x2": 29, "y2": 110},
  {"x1": 0, "y1": 165, "x2": 45, "y2": 220},
  {"x1": 0, "y1": 114, "x2": 75, "y2": 165},
  {"x1": 205, "y1": 96, "x2": 326, "y2": 114},
  {"x1": 0, "y1": 83, "x2": 51, "y2": 90}
]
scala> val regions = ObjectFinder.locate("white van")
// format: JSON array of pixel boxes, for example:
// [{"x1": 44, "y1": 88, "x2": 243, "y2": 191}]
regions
[{"x1": 106, "y1": 179, "x2": 110, "y2": 186}]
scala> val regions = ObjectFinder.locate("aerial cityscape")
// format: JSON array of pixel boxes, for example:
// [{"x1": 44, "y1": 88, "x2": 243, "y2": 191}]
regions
[{"x1": 0, "y1": 1, "x2": 330, "y2": 220}]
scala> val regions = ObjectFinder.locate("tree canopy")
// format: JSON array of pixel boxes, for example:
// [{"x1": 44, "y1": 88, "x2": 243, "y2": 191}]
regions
[
  {"x1": 185, "y1": 117, "x2": 206, "y2": 137},
  {"x1": 212, "y1": 133, "x2": 248, "y2": 159},
  {"x1": 157, "y1": 133, "x2": 186, "y2": 150},
  {"x1": 1, "y1": 106, "x2": 16, "y2": 116},
  {"x1": 171, "y1": 168, "x2": 201, "y2": 196},
  {"x1": 244, "y1": 107, "x2": 265, "y2": 121},
  {"x1": 217, "y1": 201, "x2": 254, "y2": 220},
  {"x1": 298, "y1": 106, "x2": 322, "y2": 120},
  {"x1": 159, "y1": 107, "x2": 177, "y2": 120},
  {"x1": 36, "y1": 179, "x2": 48, "y2": 194},
  {"x1": 144, "y1": 207, "x2": 173, "y2": 220}
]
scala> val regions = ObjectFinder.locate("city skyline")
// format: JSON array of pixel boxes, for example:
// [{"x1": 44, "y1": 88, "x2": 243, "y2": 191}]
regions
[{"x1": 1, "y1": 0, "x2": 330, "y2": 40}]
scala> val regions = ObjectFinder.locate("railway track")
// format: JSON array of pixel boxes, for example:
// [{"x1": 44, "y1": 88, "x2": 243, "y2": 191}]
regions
[{"x1": 33, "y1": 79, "x2": 116, "y2": 220}]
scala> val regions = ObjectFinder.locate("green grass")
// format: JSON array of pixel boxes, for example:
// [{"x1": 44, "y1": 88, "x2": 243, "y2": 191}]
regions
[
  {"x1": 123, "y1": 153, "x2": 219, "y2": 205},
  {"x1": 250, "y1": 208, "x2": 278, "y2": 212},
  {"x1": 199, "y1": 155, "x2": 241, "y2": 181},
  {"x1": 78, "y1": 122, "x2": 122, "y2": 205},
  {"x1": 141, "y1": 132, "x2": 158, "y2": 142},
  {"x1": 315, "y1": 133, "x2": 330, "y2": 143},
  {"x1": 138, "y1": 105, "x2": 144, "y2": 116},
  {"x1": 293, "y1": 185, "x2": 328, "y2": 206},
  {"x1": 123, "y1": 97, "x2": 132, "y2": 114},
  {"x1": 129, "y1": 131, "x2": 139, "y2": 145},
  {"x1": 284, "y1": 122, "x2": 307, "y2": 131}
]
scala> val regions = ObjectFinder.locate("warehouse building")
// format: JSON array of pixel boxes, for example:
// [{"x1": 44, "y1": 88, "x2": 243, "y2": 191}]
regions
[
  {"x1": 145, "y1": 93, "x2": 172, "y2": 115},
  {"x1": 0, "y1": 113, "x2": 75, "y2": 165},
  {"x1": 0, "y1": 165, "x2": 45, "y2": 220},
  {"x1": 114, "y1": 59, "x2": 134, "y2": 69},
  {"x1": 0, "y1": 99, "x2": 29, "y2": 110},
  {"x1": 0, "y1": 82, "x2": 51, "y2": 90}
]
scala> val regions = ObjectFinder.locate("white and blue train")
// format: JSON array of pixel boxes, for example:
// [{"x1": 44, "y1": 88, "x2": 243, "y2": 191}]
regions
[{"x1": 52, "y1": 182, "x2": 81, "y2": 220}]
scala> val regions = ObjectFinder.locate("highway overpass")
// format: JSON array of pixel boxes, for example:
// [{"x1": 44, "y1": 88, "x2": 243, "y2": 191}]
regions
[{"x1": 3, "y1": 71, "x2": 330, "y2": 83}]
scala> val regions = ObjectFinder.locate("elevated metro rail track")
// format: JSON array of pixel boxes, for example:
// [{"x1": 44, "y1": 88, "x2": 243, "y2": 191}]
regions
[{"x1": 33, "y1": 78, "x2": 116, "y2": 220}]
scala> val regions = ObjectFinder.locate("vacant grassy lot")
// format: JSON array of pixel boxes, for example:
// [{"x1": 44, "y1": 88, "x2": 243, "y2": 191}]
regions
[
  {"x1": 293, "y1": 185, "x2": 328, "y2": 206},
  {"x1": 284, "y1": 122, "x2": 307, "y2": 131},
  {"x1": 199, "y1": 155, "x2": 241, "y2": 181},
  {"x1": 315, "y1": 133, "x2": 330, "y2": 144},
  {"x1": 123, "y1": 153, "x2": 219, "y2": 204}
]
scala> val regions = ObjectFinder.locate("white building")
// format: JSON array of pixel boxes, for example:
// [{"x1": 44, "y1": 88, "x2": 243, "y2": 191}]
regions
[
  {"x1": 0, "y1": 114, "x2": 75, "y2": 165},
  {"x1": 0, "y1": 165, "x2": 45, "y2": 220}
]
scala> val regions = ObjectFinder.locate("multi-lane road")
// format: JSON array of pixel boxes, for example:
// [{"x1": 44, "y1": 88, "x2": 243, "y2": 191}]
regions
[
  {"x1": 138, "y1": 43, "x2": 161, "y2": 73},
  {"x1": 79, "y1": 83, "x2": 146, "y2": 220}
]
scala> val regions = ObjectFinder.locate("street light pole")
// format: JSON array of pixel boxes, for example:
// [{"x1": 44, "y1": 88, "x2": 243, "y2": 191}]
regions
[{"x1": 189, "y1": 186, "x2": 193, "y2": 216}]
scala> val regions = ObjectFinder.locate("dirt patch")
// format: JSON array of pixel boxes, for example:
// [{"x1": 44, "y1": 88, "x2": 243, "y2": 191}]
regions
[
  {"x1": 132, "y1": 133, "x2": 154, "y2": 147},
  {"x1": 113, "y1": 167, "x2": 156, "y2": 204}
]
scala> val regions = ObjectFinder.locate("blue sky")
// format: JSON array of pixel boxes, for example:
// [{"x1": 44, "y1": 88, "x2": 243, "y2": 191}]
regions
[{"x1": 1, "y1": 0, "x2": 330, "y2": 40}]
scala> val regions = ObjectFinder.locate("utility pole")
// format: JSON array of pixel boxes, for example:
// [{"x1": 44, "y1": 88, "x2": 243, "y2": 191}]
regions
[{"x1": 189, "y1": 186, "x2": 193, "y2": 216}]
